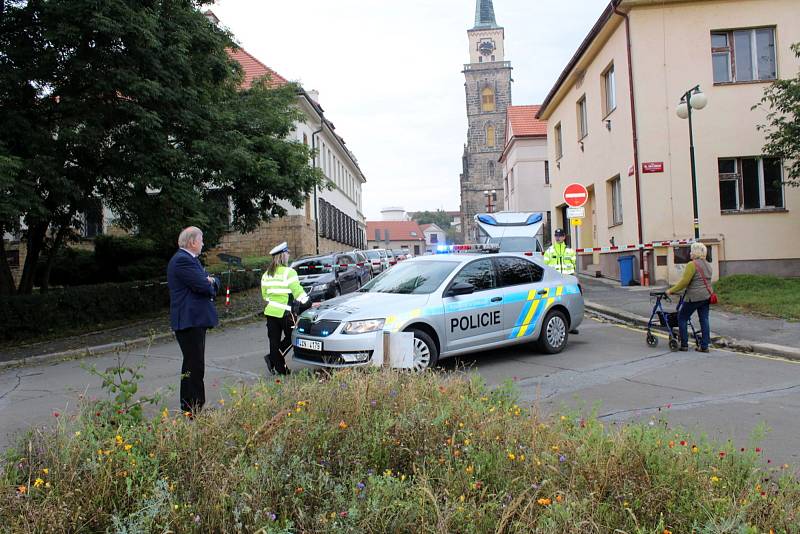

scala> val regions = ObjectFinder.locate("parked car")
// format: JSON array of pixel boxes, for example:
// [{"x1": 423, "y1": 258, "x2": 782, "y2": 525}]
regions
[
  {"x1": 386, "y1": 249, "x2": 398, "y2": 267},
  {"x1": 291, "y1": 253, "x2": 361, "y2": 302},
  {"x1": 364, "y1": 249, "x2": 387, "y2": 275},
  {"x1": 393, "y1": 250, "x2": 410, "y2": 262},
  {"x1": 349, "y1": 251, "x2": 372, "y2": 286}
]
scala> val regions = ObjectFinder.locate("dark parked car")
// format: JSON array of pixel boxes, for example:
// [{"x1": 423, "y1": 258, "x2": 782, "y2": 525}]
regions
[
  {"x1": 350, "y1": 251, "x2": 373, "y2": 286},
  {"x1": 291, "y1": 253, "x2": 361, "y2": 302}
]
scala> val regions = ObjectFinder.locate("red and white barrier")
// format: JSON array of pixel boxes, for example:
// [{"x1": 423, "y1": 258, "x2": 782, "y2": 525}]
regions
[
  {"x1": 225, "y1": 286, "x2": 231, "y2": 306},
  {"x1": 575, "y1": 239, "x2": 695, "y2": 254}
]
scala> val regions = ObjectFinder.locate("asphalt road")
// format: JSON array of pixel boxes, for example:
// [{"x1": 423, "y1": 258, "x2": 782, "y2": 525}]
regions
[{"x1": 1, "y1": 316, "x2": 798, "y2": 471}]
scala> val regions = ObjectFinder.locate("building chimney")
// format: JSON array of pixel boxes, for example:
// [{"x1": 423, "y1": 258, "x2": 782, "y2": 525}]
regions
[{"x1": 308, "y1": 89, "x2": 320, "y2": 104}]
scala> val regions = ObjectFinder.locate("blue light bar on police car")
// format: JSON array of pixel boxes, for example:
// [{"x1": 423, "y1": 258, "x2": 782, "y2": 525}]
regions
[{"x1": 435, "y1": 244, "x2": 500, "y2": 254}]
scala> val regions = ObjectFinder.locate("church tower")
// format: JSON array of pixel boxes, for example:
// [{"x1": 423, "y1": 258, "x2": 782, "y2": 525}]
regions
[{"x1": 459, "y1": 0, "x2": 512, "y2": 242}]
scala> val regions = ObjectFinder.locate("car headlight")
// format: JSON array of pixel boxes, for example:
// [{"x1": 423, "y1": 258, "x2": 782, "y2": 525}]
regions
[
  {"x1": 311, "y1": 284, "x2": 329, "y2": 292},
  {"x1": 342, "y1": 319, "x2": 386, "y2": 334}
]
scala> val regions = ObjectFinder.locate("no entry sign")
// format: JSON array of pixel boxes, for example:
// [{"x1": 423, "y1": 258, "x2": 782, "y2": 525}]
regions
[{"x1": 563, "y1": 183, "x2": 588, "y2": 208}]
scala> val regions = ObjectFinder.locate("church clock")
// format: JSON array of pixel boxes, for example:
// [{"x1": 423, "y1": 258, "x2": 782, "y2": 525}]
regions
[{"x1": 478, "y1": 39, "x2": 496, "y2": 56}]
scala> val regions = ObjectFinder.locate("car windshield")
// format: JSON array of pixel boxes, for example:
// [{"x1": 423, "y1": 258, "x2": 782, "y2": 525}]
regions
[
  {"x1": 487, "y1": 237, "x2": 542, "y2": 253},
  {"x1": 359, "y1": 261, "x2": 456, "y2": 294},
  {"x1": 293, "y1": 256, "x2": 334, "y2": 275},
  {"x1": 365, "y1": 250, "x2": 382, "y2": 259}
]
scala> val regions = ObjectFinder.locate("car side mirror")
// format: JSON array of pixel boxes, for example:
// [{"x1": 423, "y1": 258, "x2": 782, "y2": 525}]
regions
[{"x1": 447, "y1": 282, "x2": 474, "y2": 297}]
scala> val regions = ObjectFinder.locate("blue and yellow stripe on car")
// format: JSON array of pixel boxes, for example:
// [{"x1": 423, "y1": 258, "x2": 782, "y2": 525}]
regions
[{"x1": 508, "y1": 284, "x2": 578, "y2": 339}]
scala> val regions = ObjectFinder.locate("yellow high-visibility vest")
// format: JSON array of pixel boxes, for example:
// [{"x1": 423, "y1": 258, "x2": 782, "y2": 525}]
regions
[
  {"x1": 544, "y1": 242, "x2": 576, "y2": 275},
  {"x1": 261, "y1": 266, "x2": 308, "y2": 318}
]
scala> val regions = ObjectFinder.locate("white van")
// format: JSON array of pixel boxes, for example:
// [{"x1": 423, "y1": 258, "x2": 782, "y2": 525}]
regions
[{"x1": 474, "y1": 212, "x2": 545, "y2": 254}]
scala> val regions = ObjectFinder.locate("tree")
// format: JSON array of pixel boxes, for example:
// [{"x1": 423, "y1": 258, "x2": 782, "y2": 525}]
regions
[
  {"x1": 756, "y1": 42, "x2": 800, "y2": 188},
  {"x1": 0, "y1": 0, "x2": 323, "y2": 294},
  {"x1": 412, "y1": 210, "x2": 452, "y2": 230}
]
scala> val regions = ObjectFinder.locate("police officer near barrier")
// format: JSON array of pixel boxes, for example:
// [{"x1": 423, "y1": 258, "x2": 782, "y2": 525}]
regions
[
  {"x1": 544, "y1": 228, "x2": 577, "y2": 275},
  {"x1": 261, "y1": 242, "x2": 309, "y2": 375}
]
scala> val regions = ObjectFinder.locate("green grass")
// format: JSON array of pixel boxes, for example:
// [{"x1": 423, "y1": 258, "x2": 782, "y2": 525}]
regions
[
  {"x1": 715, "y1": 275, "x2": 800, "y2": 320},
  {"x1": 2, "y1": 370, "x2": 798, "y2": 532}
]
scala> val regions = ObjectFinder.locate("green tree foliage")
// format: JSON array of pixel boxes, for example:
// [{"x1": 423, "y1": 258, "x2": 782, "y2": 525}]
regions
[
  {"x1": 411, "y1": 210, "x2": 452, "y2": 230},
  {"x1": 0, "y1": 0, "x2": 323, "y2": 295},
  {"x1": 756, "y1": 42, "x2": 800, "y2": 188}
]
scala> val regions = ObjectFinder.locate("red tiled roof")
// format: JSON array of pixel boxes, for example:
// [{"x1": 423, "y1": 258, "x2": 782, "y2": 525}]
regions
[
  {"x1": 227, "y1": 48, "x2": 289, "y2": 90},
  {"x1": 366, "y1": 221, "x2": 426, "y2": 242},
  {"x1": 507, "y1": 105, "x2": 547, "y2": 137}
]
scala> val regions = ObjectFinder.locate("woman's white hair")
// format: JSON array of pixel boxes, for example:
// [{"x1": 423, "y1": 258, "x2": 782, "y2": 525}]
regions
[
  {"x1": 690, "y1": 241, "x2": 707, "y2": 260},
  {"x1": 178, "y1": 226, "x2": 203, "y2": 248}
]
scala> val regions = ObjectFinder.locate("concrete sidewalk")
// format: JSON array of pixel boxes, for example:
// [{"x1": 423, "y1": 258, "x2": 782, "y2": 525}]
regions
[{"x1": 579, "y1": 275, "x2": 800, "y2": 360}]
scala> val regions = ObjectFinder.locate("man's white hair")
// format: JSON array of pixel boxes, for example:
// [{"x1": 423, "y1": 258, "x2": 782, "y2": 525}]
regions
[
  {"x1": 178, "y1": 226, "x2": 203, "y2": 248},
  {"x1": 690, "y1": 241, "x2": 707, "y2": 260}
]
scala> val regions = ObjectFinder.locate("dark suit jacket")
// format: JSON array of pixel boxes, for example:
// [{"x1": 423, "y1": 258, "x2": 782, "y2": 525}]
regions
[{"x1": 167, "y1": 249, "x2": 219, "y2": 331}]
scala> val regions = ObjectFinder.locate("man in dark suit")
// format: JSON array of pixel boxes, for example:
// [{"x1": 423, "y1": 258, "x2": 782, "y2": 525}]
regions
[{"x1": 167, "y1": 226, "x2": 220, "y2": 415}]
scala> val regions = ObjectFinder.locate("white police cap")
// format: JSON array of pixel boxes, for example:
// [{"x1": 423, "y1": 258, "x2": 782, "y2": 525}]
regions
[{"x1": 269, "y1": 241, "x2": 289, "y2": 256}]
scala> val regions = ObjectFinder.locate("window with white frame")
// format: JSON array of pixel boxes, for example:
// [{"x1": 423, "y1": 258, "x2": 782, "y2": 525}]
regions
[
  {"x1": 609, "y1": 176, "x2": 623, "y2": 226},
  {"x1": 602, "y1": 64, "x2": 616, "y2": 116},
  {"x1": 711, "y1": 28, "x2": 776, "y2": 84},
  {"x1": 554, "y1": 122, "x2": 563, "y2": 159},
  {"x1": 544, "y1": 161, "x2": 550, "y2": 185},
  {"x1": 577, "y1": 96, "x2": 588, "y2": 139},
  {"x1": 718, "y1": 157, "x2": 784, "y2": 211}
]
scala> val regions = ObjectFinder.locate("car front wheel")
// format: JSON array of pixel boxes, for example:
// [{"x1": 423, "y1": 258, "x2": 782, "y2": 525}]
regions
[
  {"x1": 405, "y1": 328, "x2": 439, "y2": 372},
  {"x1": 537, "y1": 309, "x2": 569, "y2": 354}
]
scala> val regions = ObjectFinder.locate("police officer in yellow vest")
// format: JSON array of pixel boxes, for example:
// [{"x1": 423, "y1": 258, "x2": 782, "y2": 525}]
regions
[
  {"x1": 262, "y1": 242, "x2": 309, "y2": 375},
  {"x1": 544, "y1": 228, "x2": 577, "y2": 275}
]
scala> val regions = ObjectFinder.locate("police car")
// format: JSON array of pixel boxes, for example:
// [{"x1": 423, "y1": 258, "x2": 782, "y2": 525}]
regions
[{"x1": 291, "y1": 244, "x2": 584, "y2": 371}]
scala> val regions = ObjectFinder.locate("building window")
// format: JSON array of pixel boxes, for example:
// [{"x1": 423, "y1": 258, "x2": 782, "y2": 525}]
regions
[
  {"x1": 602, "y1": 64, "x2": 616, "y2": 116},
  {"x1": 303, "y1": 132, "x2": 308, "y2": 145},
  {"x1": 554, "y1": 123, "x2": 563, "y2": 159},
  {"x1": 577, "y1": 96, "x2": 588, "y2": 139},
  {"x1": 374, "y1": 229, "x2": 380, "y2": 240},
  {"x1": 481, "y1": 87, "x2": 495, "y2": 112},
  {"x1": 487, "y1": 160, "x2": 495, "y2": 178},
  {"x1": 718, "y1": 157, "x2": 784, "y2": 211},
  {"x1": 609, "y1": 176, "x2": 623, "y2": 226},
  {"x1": 430, "y1": 233, "x2": 438, "y2": 244},
  {"x1": 711, "y1": 28, "x2": 776, "y2": 84},
  {"x1": 544, "y1": 160, "x2": 550, "y2": 185},
  {"x1": 486, "y1": 124, "x2": 495, "y2": 147}
]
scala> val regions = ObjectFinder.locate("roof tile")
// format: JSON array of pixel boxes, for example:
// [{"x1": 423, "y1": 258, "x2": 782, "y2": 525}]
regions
[
  {"x1": 227, "y1": 48, "x2": 288, "y2": 90},
  {"x1": 366, "y1": 221, "x2": 426, "y2": 242},
  {"x1": 507, "y1": 105, "x2": 547, "y2": 137}
]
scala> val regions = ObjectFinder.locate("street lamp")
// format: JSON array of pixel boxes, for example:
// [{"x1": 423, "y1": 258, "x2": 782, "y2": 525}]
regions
[
  {"x1": 483, "y1": 189, "x2": 497, "y2": 213},
  {"x1": 676, "y1": 85, "x2": 708, "y2": 239}
]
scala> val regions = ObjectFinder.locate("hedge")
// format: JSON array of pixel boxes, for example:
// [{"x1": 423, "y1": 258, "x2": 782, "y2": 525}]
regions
[{"x1": 0, "y1": 270, "x2": 263, "y2": 342}]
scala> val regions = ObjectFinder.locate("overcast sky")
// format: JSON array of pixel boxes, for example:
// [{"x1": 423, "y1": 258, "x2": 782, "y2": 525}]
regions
[{"x1": 209, "y1": 0, "x2": 609, "y2": 220}]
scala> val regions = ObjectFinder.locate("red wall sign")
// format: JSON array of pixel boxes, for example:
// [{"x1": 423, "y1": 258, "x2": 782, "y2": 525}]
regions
[
  {"x1": 642, "y1": 162, "x2": 664, "y2": 173},
  {"x1": 563, "y1": 183, "x2": 588, "y2": 208}
]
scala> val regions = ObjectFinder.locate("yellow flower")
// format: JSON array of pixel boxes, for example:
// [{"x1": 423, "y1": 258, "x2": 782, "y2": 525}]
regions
[
  {"x1": 519, "y1": 454, "x2": 526, "y2": 462},
  {"x1": 465, "y1": 465, "x2": 474, "y2": 474},
  {"x1": 459, "y1": 494, "x2": 465, "y2": 502},
  {"x1": 41, "y1": 468, "x2": 49, "y2": 475},
  {"x1": 400, "y1": 474, "x2": 406, "y2": 481},
  {"x1": 537, "y1": 498, "x2": 551, "y2": 506},
  {"x1": 560, "y1": 415, "x2": 567, "y2": 421},
  {"x1": 74, "y1": 431, "x2": 81, "y2": 437},
  {"x1": 124, "y1": 444, "x2": 133, "y2": 452},
  {"x1": 17, "y1": 485, "x2": 27, "y2": 494},
  {"x1": 115, "y1": 435, "x2": 123, "y2": 445},
  {"x1": 710, "y1": 476, "x2": 720, "y2": 483},
  {"x1": 218, "y1": 399, "x2": 225, "y2": 406},
  {"x1": 33, "y1": 478, "x2": 44, "y2": 488},
  {"x1": 161, "y1": 408, "x2": 169, "y2": 419},
  {"x1": 551, "y1": 445, "x2": 559, "y2": 452},
  {"x1": 338, "y1": 420, "x2": 348, "y2": 430},
  {"x1": 464, "y1": 439, "x2": 471, "y2": 446},
  {"x1": 507, "y1": 453, "x2": 516, "y2": 461},
  {"x1": 384, "y1": 469, "x2": 393, "y2": 477}
]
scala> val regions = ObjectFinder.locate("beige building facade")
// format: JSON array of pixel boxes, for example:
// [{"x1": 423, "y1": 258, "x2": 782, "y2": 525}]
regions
[{"x1": 538, "y1": 0, "x2": 800, "y2": 283}]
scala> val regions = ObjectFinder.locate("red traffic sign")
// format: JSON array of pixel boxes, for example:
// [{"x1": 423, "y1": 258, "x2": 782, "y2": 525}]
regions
[{"x1": 563, "y1": 183, "x2": 588, "y2": 208}]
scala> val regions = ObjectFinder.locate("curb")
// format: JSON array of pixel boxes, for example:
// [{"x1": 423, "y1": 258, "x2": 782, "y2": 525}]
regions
[
  {"x1": 0, "y1": 313, "x2": 261, "y2": 371},
  {"x1": 584, "y1": 300, "x2": 800, "y2": 361}
]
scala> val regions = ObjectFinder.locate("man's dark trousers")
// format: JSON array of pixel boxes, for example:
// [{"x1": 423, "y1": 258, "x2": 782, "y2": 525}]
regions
[
  {"x1": 175, "y1": 326, "x2": 207, "y2": 413},
  {"x1": 266, "y1": 314, "x2": 293, "y2": 375}
]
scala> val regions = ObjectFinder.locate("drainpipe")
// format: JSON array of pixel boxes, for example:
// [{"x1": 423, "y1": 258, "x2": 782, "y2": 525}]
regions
[
  {"x1": 612, "y1": 1, "x2": 648, "y2": 286},
  {"x1": 311, "y1": 119, "x2": 324, "y2": 255}
]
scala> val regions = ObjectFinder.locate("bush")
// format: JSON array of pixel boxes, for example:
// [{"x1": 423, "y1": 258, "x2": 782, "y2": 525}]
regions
[
  {"x1": 0, "y1": 281, "x2": 170, "y2": 341},
  {"x1": 35, "y1": 248, "x2": 101, "y2": 287},
  {"x1": 2, "y1": 370, "x2": 798, "y2": 532}
]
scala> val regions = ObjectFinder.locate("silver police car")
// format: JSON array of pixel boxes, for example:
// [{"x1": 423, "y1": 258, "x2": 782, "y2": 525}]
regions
[{"x1": 291, "y1": 245, "x2": 584, "y2": 371}]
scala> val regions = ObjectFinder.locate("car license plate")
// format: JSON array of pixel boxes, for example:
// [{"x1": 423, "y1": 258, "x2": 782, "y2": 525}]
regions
[{"x1": 296, "y1": 338, "x2": 322, "y2": 351}]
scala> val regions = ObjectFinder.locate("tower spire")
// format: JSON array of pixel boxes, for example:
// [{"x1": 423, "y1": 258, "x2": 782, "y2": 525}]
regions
[{"x1": 473, "y1": 0, "x2": 498, "y2": 29}]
